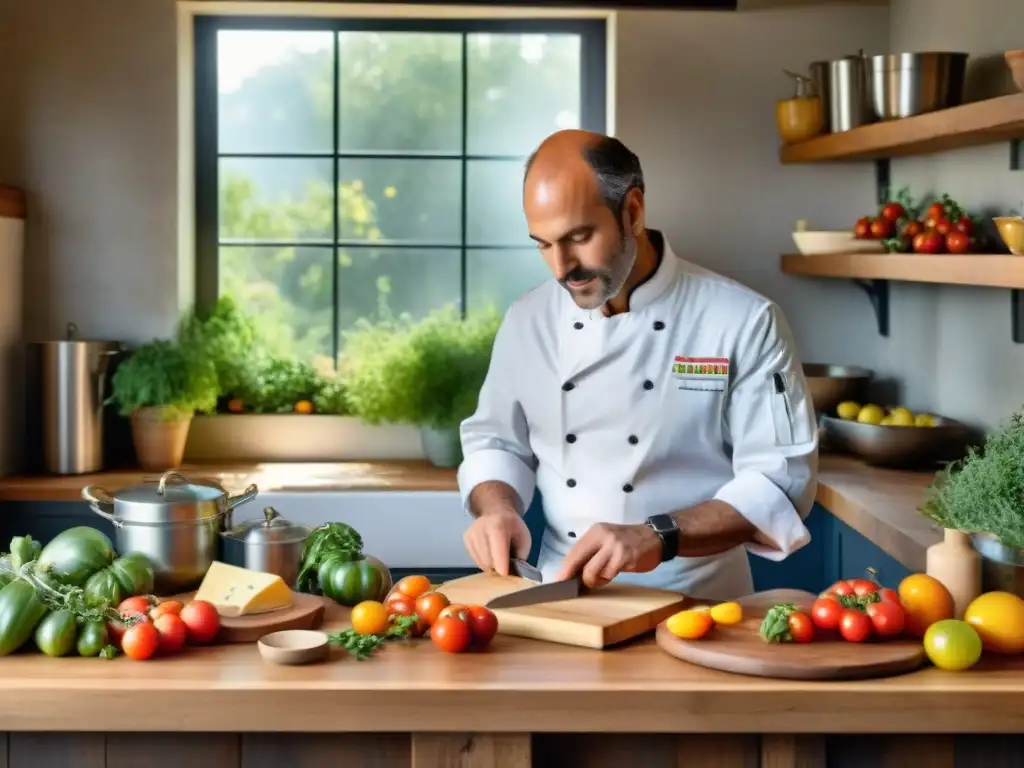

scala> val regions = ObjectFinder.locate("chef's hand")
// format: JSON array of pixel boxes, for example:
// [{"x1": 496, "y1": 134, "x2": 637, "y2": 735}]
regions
[
  {"x1": 463, "y1": 507, "x2": 532, "y2": 577},
  {"x1": 555, "y1": 523, "x2": 662, "y2": 588}
]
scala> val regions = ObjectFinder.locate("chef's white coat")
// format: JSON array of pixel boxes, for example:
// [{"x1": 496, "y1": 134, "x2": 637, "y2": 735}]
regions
[{"x1": 457, "y1": 231, "x2": 818, "y2": 600}]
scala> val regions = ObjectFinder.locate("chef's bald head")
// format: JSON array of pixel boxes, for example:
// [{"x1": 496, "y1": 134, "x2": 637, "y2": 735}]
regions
[{"x1": 522, "y1": 131, "x2": 646, "y2": 311}]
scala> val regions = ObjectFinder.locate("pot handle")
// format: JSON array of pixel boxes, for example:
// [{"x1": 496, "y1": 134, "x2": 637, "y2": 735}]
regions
[
  {"x1": 81, "y1": 485, "x2": 122, "y2": 529},
  {"x1": 157, "y1": 471, "x2": 192, "y2": 495},
  {"x1": 225, "y1": 483, "x2": 259, "y2": 511}
]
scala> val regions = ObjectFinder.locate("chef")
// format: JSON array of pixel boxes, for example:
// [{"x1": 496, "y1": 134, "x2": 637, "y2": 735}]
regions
[{"x1": 458, "y1": 130, "x2": 818, "y2": 599}]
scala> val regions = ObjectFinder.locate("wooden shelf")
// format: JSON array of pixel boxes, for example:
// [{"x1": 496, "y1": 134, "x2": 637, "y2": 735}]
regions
[
  {"x1": 779, "y1": 94, "x2": 1024, "y2": 163},
  {"x1": 780, "y1": 252, "x2": 1024, "y2": 342}
]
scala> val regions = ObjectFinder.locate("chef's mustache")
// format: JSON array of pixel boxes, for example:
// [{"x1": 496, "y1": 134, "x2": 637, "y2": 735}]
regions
[{"x1": 560, "y1": 268, "x2": 604, "y2": 285}]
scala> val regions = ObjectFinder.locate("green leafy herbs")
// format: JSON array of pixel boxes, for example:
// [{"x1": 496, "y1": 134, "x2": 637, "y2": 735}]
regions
[
  {"x1": 835, "y1": 592, "x2": 880, "y2": 611},
  {"x1": 759, "y1": 603, "x2": 797, "y2": 643},
  {"x1": 340, "y1": 305, "x2": 501, "y2": 429},
  {"x1": 312, "y1": 375, "x2": 351, "y2": 416},
  {"x1": 177, "y1": 295, "x2": 261, "y2": 396},
  {"x1": 233, "y1": 357, "x2": 324, "y2": 414},
  {"x1": 919, "y1": 411, "x2": 1024, "y2": 548},
  {"x1": 296, "y1": 522, "x2": 364, "y2": 593},
  {"x1": 328, "y1": 614, "x2": 421, "y2": 660},
  {"x1": 108, "y1": 339, "x2": 219, "y2": 418}
]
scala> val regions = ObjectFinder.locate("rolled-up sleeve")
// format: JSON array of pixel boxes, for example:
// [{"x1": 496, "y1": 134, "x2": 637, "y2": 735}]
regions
[
  {"x1": 457, "y1": 305, "x2": 537, "y2": 516},
  {"x1": 715, "y1": 302, "x2": 818, "y2": 561}
]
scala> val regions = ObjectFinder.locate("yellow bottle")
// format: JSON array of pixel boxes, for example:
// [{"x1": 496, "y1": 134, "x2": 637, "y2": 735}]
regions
[{"x1": 775, "y1": 69, "x2": 823, "y2": 145}]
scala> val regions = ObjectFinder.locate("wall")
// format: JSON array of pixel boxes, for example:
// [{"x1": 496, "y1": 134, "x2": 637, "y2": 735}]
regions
[
  {"x1": 887, "y1": 0, "x2": 1024, "y2": 430},
  {"x1": 0, "y1": 0, "x2": 888, "y2": 367}
]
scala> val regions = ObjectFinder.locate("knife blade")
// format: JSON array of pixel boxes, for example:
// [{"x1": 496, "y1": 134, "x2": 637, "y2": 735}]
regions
[
  {"x1": 509, "y1": 558, "x2": 543, "y2": 583},
  {"x1": 485, "y1": 577, "x2": 583, "y2": 610}
]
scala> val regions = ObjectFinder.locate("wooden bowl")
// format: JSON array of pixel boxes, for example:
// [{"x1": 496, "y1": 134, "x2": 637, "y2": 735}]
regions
[
  {"x1": 821, "y1": 414, "x2": 972, "y2": 469},
  {"x1": 1005, "y1": 50, "x2": 1024, "y2": 92},
  {"x1": 257, "y1": 630, "x2": 329, "y2": 666}
]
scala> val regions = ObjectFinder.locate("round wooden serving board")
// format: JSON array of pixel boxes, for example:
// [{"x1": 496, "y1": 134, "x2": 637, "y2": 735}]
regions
[
  {"x1": 656, "y1": 589, "x2": 927, "y2": 680},
  {"x1": 173, "y1": 591, "x2": 326, "y2": 644}
]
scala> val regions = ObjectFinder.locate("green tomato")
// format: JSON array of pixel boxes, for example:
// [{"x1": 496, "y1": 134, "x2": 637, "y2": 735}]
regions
[
  {"x1": 76, "y1": 621, "x2": 109, "y2": 657},
  {"x1": 318, "y1": 554, "x2": 392, "y2": 607},
  {"x1": 35, "y1": 609, "x2": 78, "y2": 658},
  {"x1": 83, "y1": 568, "x2": 124, "y2": 606},
  {"x1": 924, "y1": 619, "x2": 983, "y2": 671},
  {"x1": 108, "y1": 553, "x2": 155, "y2": 596}
]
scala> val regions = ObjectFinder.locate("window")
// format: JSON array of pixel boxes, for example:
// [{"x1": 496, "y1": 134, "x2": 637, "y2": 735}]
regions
[{"x1": 193, "y1": 16, "x2": 607, "y2": 369}]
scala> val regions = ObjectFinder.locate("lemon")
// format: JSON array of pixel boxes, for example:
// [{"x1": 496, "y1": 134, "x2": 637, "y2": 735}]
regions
[
  {"x1": 709, "y1": 602, "x2": 744, "y2": 625},
  {"x1": 924, "y1": 619, "x2": 982, "y2": 671},
  {"x1": 857, "y1": 404, "x2": 885, "y2": 425},
  {"x1": 665, "y1": 609, "x2": 714, "y2": 640},
  {"x1": 888, "y1": 409, "x2": 915, "y2": 427},
  {"x1": 915, "y1": 413, "x2": 937, "y2": 427},
  {"x1": 964, "y1": 591, "x2": 1024, "y2": 654},
  {"x1": 837, "y1": 401, "x2": 861, "y2": 420}
]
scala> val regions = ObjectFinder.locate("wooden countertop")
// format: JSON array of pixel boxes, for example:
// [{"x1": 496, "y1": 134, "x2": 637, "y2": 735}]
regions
[
  {"x1": 0, "y1": 599, "x2": 1022, "y2": 734},
  {"x1": 0, "y1": 454, "x2": 941, "y2": 569}
]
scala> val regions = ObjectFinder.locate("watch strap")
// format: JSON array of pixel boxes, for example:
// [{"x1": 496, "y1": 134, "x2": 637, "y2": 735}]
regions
[{"x1": 646, "y1": 513, "x2": 680, "y2": 563}]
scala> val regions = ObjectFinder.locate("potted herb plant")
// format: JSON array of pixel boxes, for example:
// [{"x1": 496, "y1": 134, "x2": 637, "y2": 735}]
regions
[
  {"x1": 919, "y1": 411, "x2": 1024, "y2": 596},
  {"x1": 109, "y1": 339, "x2": 219, "y2": 470},
  {"x1": 340, "y1": 306, "x2": 500, "y2": 468}
]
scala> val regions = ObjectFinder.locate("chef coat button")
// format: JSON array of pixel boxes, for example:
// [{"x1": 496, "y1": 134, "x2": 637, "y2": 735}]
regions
[
  {"x1": 653, "y1": 321, "x2": 665, "y2": 331},
  {"x1": 567, "y1": 478, "x2": 577, "y2": 488},
  {"x1": 573, "y1": 321, "x2": 584, "y2": 330},
  {"x1": 566, "y1": 433, "x2": 577, "y2": 444},
  {"x1": 562, "y1": 381, "x2": 575, "y2": 392},
  {"x1": 568, "y1": 531, "x2": 577, "y2": 538},
  {"x1": 623, "y1": 483, "x2": 634, "y2": 493},
  {"x1": 628, "y1": 435, "x2": 639, "y2": 445},
  {"x1": 643, "y1": 380, "x2": 654, "y2": 390}
]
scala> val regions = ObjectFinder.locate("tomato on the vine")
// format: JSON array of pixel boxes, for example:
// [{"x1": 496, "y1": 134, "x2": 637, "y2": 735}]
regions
[
  {"x1": 431, "y1": 616, "x2": 472, "y2": 654},
  {"x1": 945, "y1": 230, "x2": 970, "y2": 254},
  {"x1": 878, "y1": 587, "x2": 901, "y2": 604},
  {"x1": 854, "y1": 216, "x2": 872, "y2": 239},
  {"x1": 880, "y1": 202, "x2": 907, "y2": 221},
  {"x1": 467, "y1": 606, "x2": 499, "y2": 648},
  {"x1": 825, "y1": 580, "x2": 856, "y2": 598},
  {"x1": 386, "y1": 594, "x2": 427, "y2": 636},
  {"x1": 150, "y1": 599, "x2": 182, "y2": 620},
  {"x1": 179, "y1": 600, "x2": 220, "y2": 644},
  {"x1": 839, "y1": 609, "x2": 872, "y2": 642},
  {"x1": 415, "y1": 591, "x2": 450, "y2": 626},
  {"x1": 788, "y1": 612, "x2": 815, "y2": 643},
  {"x1": 392, "y1": 575, "x2": 432, "y2": 600},
  {"x1": 923, "y1": 202, "x2": 946, "y2": 228},
  {"x1": 122, "y1": 621, "x2": 159, "y2": 661},
  {"x1": 848, "y1": 579, "x2": 879, "y2": 597},
  {"x1": 811, "y1": 596, "x2": 844, "y2": 630},
  {"x1": 869, "y1": 217, "x2": 894, "y2": 238},
  {"x1": 955, "y1": 216, "x2": 973, "y2": 235},
  {"x1": 118, "y1": 595, "x2": 155, "y2": 616},
  {"x1": 153, "y1": 613, "x2": 188, "y2": 654},
  {"x1": 866, "y1": 600, "x2": 905, "y2": 638},
  {"x1": 438, "y1": 604, "x2": 471, "y2": 623}
]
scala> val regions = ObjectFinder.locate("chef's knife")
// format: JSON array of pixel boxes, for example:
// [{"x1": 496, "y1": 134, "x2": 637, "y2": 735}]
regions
[
  {"x1": 486, "y1": 576, "x2": 584, "y2": 610},
  {"x1": 509, "y1": 558, "x2": 542, "y2": 583}
]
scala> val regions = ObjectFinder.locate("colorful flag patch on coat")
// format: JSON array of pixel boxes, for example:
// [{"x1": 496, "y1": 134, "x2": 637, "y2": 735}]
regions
[{"x1": 672, "y1": 356, "x2": 730, "y2": 391}]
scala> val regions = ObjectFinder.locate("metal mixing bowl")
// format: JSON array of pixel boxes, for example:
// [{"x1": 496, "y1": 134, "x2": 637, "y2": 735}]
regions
[
  {"x1": 821, "y1": 414, "x2": 972, "y2": 469},
  {"x1": 866, "y1": 52, "x2": 968, "y2": 120},
  {"x1": 802, "y1": 364, "x2": 872, "y2": 417}
]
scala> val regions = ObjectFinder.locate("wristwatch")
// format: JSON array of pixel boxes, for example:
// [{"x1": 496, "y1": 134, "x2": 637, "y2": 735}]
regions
[{"x1": 645, "y1": 513, "x2": 680, "y2": 563}]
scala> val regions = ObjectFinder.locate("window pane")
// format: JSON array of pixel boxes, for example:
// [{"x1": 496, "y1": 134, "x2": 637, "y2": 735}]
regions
[
  {"x1": 466, "y1": 160, "x2": 528, "y2": 247},
  {"x1": 339, "y1": 159, "x2": 460, "y2": 245},
  {"x1": 467, "y1": 249, "x2": 549, "y2": 313},
  {"x1": 338, "y1": 32, "x2": 462, "y2": 153},
  {"x1": 467, "y1": 33, "x2": 582, "y2": 156},
  {"x1": 220, "y1": 158, "x2": 333, "y2": 242},
  {"x1": 338, "y1": 248, "x2": 461, "y2": 338},
  {"x1": 218, "y1": 30, "x2": 334, "y2": 154},
  {"x1": 219, "y1": 245, "x2": 334, "y2": 366}
]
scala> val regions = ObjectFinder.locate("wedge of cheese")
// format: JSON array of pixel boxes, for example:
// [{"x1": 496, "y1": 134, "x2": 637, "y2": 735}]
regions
[{"x1": 194, "y1": 561, "x2": 294, "y2": 618}]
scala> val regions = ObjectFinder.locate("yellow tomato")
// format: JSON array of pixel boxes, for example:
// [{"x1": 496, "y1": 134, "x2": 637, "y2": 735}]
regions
[
  {"x1": 923, "y1": 619, "x2": 982, "y2": 671},
  {"x1": 350, "y1": 601, "x2": 390, "y2": 636},
  {"x1": 294, "y1": 400, "x2": 315, "y2": 414},
  {"x1": 709, "y1": 602, "x2": 744, "y2": 625},
  {"x1": 964, "y1": 591, "x2": 1024, "y2": 654},
  {"x1": 899, "y1": 573, "x2": 954, "y2": 637},
  {"x1": 665, "y1": 609, "x2": 714, "y2": 640}
]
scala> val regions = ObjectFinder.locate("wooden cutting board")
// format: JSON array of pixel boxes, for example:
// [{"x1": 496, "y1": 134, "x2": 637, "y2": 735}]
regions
[
  {"x1": 172, "y1": 590, "x2": 326, "y2": 644},
  {"x1": 656, "y1": 589, "x2": 927, "y2": 680},
  {"x1": 437, "y1": 572, "x2": 686, "y2": 649}
]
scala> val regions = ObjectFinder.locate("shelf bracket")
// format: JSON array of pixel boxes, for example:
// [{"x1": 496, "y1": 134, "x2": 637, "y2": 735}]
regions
[
  {"x1": 1012, "y1": 290, "x2": 1024, "y2": 344},
  {"x1": 854, "y1": 279, "x2": 890, "y2": 337},
  {"x1": 1012, "y1": 139, "x2": 1022, "y2": 172},
  {"x1": 874, "y1": 158, "x2": 891, "y2": 205}
]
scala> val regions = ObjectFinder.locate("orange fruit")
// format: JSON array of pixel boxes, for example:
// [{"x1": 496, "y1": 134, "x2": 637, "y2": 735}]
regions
[
  {"x1": 898, "y1": 573, "x2": 954, "y2": 637},
  {"x1": 294, "y1": 400, "x2": 315, "y2": 414},
  {"x1": 350, "y1": 600, "x2": 390, "y2": 636},
  {"x1": 964, "y1": 591, "x2": 1024, "y2": 654},
  {"x1": 709, "y1": 602, "x2": 744, "y2": 625},
  {"x1": 665, "y1": 609, "x2": 714, "y2": 640}
]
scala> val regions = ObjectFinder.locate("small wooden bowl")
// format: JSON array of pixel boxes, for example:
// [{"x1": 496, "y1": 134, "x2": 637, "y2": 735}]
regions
[{"x1": 257, "y1": 630, "x2": 329, "y2": 666}]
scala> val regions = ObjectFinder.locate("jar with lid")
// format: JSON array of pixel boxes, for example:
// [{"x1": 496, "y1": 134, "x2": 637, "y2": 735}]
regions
[
  {"x1": 776, "y1": 69, "x2": 824, "y2": 144},
  {"x1": 221, "y1": 507, "x2": 311, "y2": 587}
]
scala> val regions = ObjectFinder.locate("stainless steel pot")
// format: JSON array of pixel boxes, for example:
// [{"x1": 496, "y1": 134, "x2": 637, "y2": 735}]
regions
[
  {"x1": 221, "y1": 507, "x2": 310, "y2": 587},
  {"x1": 970, "y1": 533, "x2": 1024, "y2": 598},
  {"x1": 82, "y1": 471, "x2": 258, "y2": 594},
  {"x1": 866, "y1": 52, "x2": 968, "y2": 120},
  {"x1": 829, "y1": 52, "x2": 873, "y2": 132}
]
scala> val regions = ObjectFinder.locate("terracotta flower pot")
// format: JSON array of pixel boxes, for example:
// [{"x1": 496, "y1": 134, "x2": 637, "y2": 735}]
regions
[{"x1": 130, "y1": 407, "x2": 193, "y2": 470}]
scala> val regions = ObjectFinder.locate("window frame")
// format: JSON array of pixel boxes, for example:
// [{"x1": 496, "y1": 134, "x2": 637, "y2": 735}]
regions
[{"x1": 193, "y1": 14, "x2": 608, "y2": 361}]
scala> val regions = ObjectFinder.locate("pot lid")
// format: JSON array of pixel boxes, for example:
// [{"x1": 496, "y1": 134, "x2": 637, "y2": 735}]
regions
[
  {"x1": 112, "y1": 471, "x2": 227, "y2": 504},
  {"x1": 224, "y1": 507, "x2": 311, "y2": 545}
]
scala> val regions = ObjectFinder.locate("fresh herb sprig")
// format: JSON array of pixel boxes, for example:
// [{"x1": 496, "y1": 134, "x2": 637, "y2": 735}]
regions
[
  {"x1": 328, "y1": 614, "x2": 421, "y2": 660},
  {"x1": 759, "y1": 603, "x2": 797, "y2": 643}
]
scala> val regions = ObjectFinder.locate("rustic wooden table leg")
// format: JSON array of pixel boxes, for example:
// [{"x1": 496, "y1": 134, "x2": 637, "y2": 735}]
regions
[
  {"x1": 412, "y1": 733, "x2": 531, "y2": 768},
  {"x1": 760, "y1": 735, "x2": 826, "y2": 768}
]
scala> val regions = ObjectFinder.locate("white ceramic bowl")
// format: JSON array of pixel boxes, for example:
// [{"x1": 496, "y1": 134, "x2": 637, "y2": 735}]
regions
[{"x1": 792, "y1": 230, "x2": 886, "y2": 255}]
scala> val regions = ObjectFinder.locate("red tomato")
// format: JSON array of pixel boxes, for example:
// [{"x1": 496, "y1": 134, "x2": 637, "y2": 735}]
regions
[
  {"x1": 880, "y1": 202, "x2": 907, "y2": 221},
  {"x1": 415, "y1": 591, "x2": 451, "y2": 627},
  {"x1": 392, "y1": 575, "x2": 432, "y2": 600},
  {"x1": 122, "y1": 621, "x2": 159, "y2": 661},
  {"x1": 387, "y1": 594, "x2": 427, "y2": 636},
  {"x1": 153, "y1": 613, "x2": 188, "y2": 654},
  {"x1": 923, "y1": 202, "x2": 945, "y2": 228},
  {"x1": 902, "y1": 220, "x2": 924, "y2": 238},
  {"x1": 438, "y1": 604, "x2": 471, "y2": 623},
  {"x1": 788, "y1": 612, "x2": 815, "y2": 643},
  {"x1": 866, "y1": 601, "x2": 905, "y2": 638},
  {"x1": 431, "y1": 616, "x2": 472, "y2": 654},
  {"x1": 118, "y1": 595, "x2": 155, "y2": 616},
  {"x1": 934, "y1": 218, "x2": 953, "y2": 236},
  {"x1": 179, "y1": 600, "x2": 221, "y2": 644},
  {"x1": 913, "y1": 231, "x2": 944, "y2": 254},
  {"x1": 849, "y1": 578, "x2": 879, "y2": 597},
  {"x1": 878, "y1": 587, "x2": 901, "y2": 604},
  {"x1": 854, "y1": 216, "x2": 872, "y2": 239},
  {"x1": 955, "y1": 216, "x2": 973, "y2": 235},
  {"x1": 869, "y1": 217, "x2": 893, "y2": 238},
  {"x1": 827, "y1": 580, "x2": 856, "y2": 598},
  {"x1": 810, "y1": 596, "x2": 844, "y2": 630},
  {"x1": 467, "y1": 606, "x2": 499, "y2": 648},
  {"x1": 839, "y1": 609, "x2": 872, "y2": 642},
  {"x1": 150, "y1": 599, "x2": 183, "y2": 620},
  {"x1": 945, "y1": 230, "x2": 970, "y2": 254}
]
